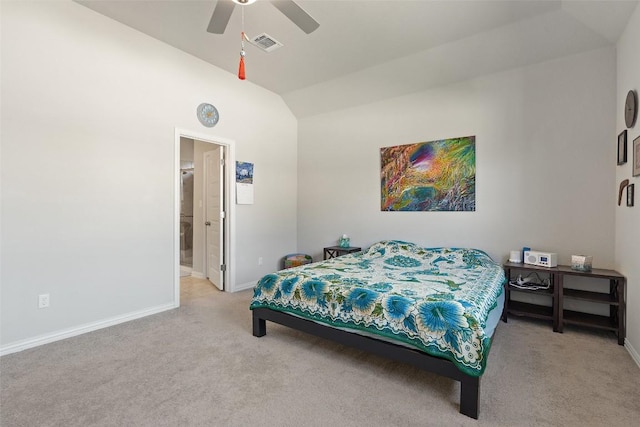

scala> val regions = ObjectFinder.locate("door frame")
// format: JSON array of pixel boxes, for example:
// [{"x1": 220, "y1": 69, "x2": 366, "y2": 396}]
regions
[{"x1": 174, "y1": 128, "x2": 236, "y2": 306}]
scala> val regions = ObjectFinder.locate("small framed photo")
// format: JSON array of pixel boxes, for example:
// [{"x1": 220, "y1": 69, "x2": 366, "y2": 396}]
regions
[
  {"x1": 618, "y1": 130, "x2": 627, "y2": 165},
  {"x1": 628, "y1": 183, "x2": 635, "y2": 207},
  {"x1": 634, "y1": 136, "x2": 640, "y2": 177}
]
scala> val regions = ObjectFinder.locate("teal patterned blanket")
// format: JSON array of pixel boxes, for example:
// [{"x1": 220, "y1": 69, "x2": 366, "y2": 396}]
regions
[{"x1": 250, "y1": 240, "x2": 505, "y2": 377}]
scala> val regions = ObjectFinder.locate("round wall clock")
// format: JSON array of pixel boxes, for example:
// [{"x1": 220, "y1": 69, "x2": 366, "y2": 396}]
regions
[
  {"x1": 197, "y1": 103, "x2": 219, "y2": 127},
  {"x1": 625, "y1": 90, "x2": 637, "y2": 128}
]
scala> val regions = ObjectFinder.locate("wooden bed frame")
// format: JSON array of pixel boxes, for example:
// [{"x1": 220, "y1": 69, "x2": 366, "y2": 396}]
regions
[{"x1": 252, "y1": 307, "x2": 483, "y2": 419}]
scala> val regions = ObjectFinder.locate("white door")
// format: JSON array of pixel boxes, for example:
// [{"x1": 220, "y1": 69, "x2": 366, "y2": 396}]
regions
[{"x1": 204, "y1": 147, "x2": 224, "y2": 290}]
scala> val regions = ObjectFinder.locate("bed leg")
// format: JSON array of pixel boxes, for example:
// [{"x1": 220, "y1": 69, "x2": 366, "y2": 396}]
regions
[
  {"x1": 459, "y1": 376, "x2": 480, "y2": 419},
  {"x1": 252, "y1": 311, "x2": 266, "y2": 337}
]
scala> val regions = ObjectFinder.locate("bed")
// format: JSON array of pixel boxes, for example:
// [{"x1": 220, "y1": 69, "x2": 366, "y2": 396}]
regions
[{"x1": 250, "y1": 240, "x2": 506, "y2": 419}]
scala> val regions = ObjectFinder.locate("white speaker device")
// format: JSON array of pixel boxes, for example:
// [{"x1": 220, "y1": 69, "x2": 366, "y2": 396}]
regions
[{"x1": 524, "y1": 250, "x2": 557, "y2": 267}]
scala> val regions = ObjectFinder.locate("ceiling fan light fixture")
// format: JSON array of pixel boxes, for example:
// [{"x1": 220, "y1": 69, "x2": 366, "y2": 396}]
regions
[{"x1": 233, "y1": 0, "x2": 257, "y2": 5}]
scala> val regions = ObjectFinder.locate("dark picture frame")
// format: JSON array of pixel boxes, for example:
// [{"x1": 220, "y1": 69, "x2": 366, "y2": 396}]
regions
[
  {"x1": 628, "y1": 184, "x2": 635, "y2": 207},
  {"x1": 634, "y1": 136, "x2": 640, "y2": 177},
  {"x1": 618, "y1": 130, "x2": 627, "y2": 165}
]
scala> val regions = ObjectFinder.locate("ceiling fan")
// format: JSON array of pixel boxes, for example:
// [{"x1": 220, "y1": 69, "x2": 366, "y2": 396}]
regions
[{"x1": 207, "y1": 0, "x2": 320, "y2": 35}]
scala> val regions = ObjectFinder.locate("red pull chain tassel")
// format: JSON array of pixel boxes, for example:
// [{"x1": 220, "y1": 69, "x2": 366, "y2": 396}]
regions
[
  {"x1": 238, "y1": 32, "x2": 246, "y2": 80},
  {"x1": 238, "y1": 55, "x2": 246, "y2": 80}
]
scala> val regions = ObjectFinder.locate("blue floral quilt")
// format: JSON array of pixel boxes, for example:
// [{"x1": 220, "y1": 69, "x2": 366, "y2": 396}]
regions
[{"x1": 250, "y1": 240, "x2": 505, "y2": 377}]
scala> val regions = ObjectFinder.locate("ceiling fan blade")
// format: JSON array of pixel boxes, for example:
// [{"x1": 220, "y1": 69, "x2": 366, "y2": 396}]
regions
[
  {"x1": 207, "y1": 0, "x2": 236, "y2": 34},
  {"x1": 272, "y1": 0, "x2": 319, "y2": 34}
]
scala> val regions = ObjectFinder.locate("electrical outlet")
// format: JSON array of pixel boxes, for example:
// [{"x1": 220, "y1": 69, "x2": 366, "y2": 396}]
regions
[
  {"x1": 38, "y1": 293, "x2": 50, "y2": 309},
  {"x1": 258, "y1": 257, "x2": 263, "y2": 265}
]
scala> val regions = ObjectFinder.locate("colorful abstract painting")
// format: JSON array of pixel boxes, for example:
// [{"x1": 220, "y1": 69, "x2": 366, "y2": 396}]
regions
[{"x1": 380, "y1": 136, "x2": 476, "y2": 211}]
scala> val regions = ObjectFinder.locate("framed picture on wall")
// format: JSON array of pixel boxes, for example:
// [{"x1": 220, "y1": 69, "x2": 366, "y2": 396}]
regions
[
  {"x1": 627, "y1": 184, "x2": 635, "y2": 207},
  {"x1": 618, "y1": 130, "x2": 627, "y2": 165},
  {"x1": 634, "y1": 136, "x2": 640, "y2": 177}
]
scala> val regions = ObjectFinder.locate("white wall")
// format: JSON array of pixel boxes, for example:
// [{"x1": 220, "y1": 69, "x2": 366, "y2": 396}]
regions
[
  {"x1": 616, "y1": 4, "x2": 640, "y2": 362},
  {"x1": 298, "y1": 48, "x2": 616, "y2": 271},
  {"x1": 0, "y1": 1, "x2": 297, "y2": 351}
]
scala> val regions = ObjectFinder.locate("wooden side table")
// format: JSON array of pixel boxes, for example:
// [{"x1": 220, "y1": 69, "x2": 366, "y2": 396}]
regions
[
  {"x1": 502, "y1": 262, "x2": 626, "y2": 345},
  {"x1": 502, "y1": 262, "x2": 559, "y2": 331},
  {"x1": 554, "y1": 265, "x2": 626, "y2": 345},
  {"x1": 323, "y1": 246, "x2": 362, "y2": 260}
]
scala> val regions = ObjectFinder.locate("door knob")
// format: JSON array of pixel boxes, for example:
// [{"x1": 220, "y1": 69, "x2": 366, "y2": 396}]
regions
[{"x1": 205, "y1": 221, "x2": 211, "y2": 226}]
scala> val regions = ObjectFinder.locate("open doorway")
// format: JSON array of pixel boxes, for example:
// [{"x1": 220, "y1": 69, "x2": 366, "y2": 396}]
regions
[
  {"x1": 174, "y1": 129, "x2": 236, "y2": 307},
  {"x1": 179, "y1": 142, "x2": 195, "y2": 278}
]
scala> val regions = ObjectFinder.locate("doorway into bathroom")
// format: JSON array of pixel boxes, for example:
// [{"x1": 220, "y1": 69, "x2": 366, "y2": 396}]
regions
[
  {"x1": 179, "y1": 150, "x2": 194, "y2": 278},
  {"x1": 177, "y1": 132, "x2": 234, "y2": 301}
]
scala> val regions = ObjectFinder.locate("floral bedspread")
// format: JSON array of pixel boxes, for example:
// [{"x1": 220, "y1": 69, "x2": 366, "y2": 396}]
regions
[{"x1": 250, "y1": 240, "x2": 505, "y2": 377}]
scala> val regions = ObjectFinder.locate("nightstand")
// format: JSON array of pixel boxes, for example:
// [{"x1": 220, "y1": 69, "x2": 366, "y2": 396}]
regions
[{"x1": 323, "y1": 246, "x2": 362, "y2": 260}]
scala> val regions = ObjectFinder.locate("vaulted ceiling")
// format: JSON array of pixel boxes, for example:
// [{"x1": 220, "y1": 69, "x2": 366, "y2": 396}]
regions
[{"x1": 76, "y1": 0, "x2": 638, "y2": 117}]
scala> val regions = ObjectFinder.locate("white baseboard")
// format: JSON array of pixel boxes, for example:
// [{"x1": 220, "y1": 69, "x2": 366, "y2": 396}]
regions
[
  {"x1": 626, "y1": 338, "x2": 640, "y2": 370},
  {"x1": 233, "y1": 281, "x2": 256, "y2": 292},
  {"x1": 191, "y1": 271, "x2": 206, "y2": 279},
  {"x1": 0, "y1": 303, "x2": 176, "y2": 357}
]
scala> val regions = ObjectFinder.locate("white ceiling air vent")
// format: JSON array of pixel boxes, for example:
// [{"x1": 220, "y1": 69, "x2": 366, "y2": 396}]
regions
[{"x1": 250, "y1": 33, "x2": 284, "y2": 52}]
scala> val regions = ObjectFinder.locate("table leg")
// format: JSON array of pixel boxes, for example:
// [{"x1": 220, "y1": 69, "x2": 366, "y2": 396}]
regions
[
  {"x1": 555, "y1": 273, "x2": 562, "y2": 333},
  {"x1": 618, "y1": 279, "x2": 626, "y2": 345}
]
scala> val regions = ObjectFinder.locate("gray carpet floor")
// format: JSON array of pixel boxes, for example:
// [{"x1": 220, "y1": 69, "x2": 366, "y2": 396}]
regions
[{"x1": 1, "y1": 277, "x2": 639, "y2": 427}]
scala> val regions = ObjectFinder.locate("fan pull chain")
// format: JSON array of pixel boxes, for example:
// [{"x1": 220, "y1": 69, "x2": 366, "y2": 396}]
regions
[
  {"x1": 238, "y1": 33, "x2": 246, "y2": 80},
  {"x1": 238, "y1": 6, "x2": 246, "y2": 80}
]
